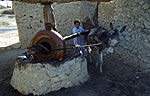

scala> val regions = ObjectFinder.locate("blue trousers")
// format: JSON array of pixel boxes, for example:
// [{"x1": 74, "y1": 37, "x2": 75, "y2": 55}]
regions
[{"x1": 78, "y1": 47, "x2": 87, "y2": 56}]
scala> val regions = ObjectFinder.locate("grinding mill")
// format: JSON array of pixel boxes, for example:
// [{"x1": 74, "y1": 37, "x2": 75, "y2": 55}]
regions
[{"x1": 27, "y1": 29, "x2": 90, "y2": 61}]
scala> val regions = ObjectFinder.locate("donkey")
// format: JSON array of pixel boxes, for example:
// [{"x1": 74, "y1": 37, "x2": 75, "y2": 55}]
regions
[{"x1": 87, "y1": 22, "x2": 126, "y2": 74}]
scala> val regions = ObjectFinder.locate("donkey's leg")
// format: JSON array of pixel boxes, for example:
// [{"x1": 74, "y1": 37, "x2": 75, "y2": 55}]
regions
[
  {"x1": 99, "y1": 50, "x2": 103, "y2": 73},
  {"x1": 89, "y1": 54, "x2": 92, "y2": 63},
  {"x1": 96, "y1": 49, "x2": 99, "y2": 68},
  {"x1": 96, "y1": 61, "x2": 98, "y2": 68}
]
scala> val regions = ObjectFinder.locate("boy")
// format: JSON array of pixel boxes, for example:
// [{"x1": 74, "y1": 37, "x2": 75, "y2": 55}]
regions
[{"x1": 73, "y1": 20, "x2": 88, "y2": 56}]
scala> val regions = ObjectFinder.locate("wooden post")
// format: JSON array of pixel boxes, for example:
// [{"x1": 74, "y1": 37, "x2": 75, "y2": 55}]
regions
[{"x1": 43, "y1": 3, "x2": 55, "y2": 30}]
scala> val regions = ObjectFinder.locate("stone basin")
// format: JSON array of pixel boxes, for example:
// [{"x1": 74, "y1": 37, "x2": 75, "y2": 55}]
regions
[{"x1": 10, "y1": 56, "x2": 89, "y2": 95}]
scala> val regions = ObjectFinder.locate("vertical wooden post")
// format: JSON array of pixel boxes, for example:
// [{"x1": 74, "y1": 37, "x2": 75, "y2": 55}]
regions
[{"x1": 43, "y1": 3, "x2": 55, "y2": 30}]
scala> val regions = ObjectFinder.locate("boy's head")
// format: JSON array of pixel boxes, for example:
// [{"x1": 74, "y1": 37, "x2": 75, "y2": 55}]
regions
[{"x1": 74, "y1": 20, "x2": 80, "y2": 29}]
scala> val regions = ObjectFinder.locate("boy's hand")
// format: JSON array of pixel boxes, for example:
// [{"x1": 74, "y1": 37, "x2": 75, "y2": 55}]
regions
[
  {"x1": 75, "y1": 45, "x2": 80, "y2": 48},
  {"x1": 80, "y1": 30, "x2": 90, "y2": 35}
]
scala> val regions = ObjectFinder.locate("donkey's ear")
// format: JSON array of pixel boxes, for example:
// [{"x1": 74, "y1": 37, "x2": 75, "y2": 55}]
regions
[
  {"x1": 109, "y1": 22, "x2": 113, "y2": 30},
  {"x1": 120, "y1": 26, "x2": 126, "y2": 33}
]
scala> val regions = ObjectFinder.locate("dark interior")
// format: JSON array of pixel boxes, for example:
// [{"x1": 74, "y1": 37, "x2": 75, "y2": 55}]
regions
[{"x1": 39, "y1": 42, "x2": 52, "y2": 54}]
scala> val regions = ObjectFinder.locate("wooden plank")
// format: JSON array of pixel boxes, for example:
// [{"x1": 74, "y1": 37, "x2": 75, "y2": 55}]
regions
[{"x1": 13, "y1": 0, "x2": 111, "y2": 4}]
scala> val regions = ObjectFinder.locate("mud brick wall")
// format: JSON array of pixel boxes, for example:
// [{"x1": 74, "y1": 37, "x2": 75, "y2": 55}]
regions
[
  {"x1": 98, "y1": 0, "x2": 150, "y2": 70},
  {"x1": 13, "y1": 1, "x2": 97, "y2": 48}
]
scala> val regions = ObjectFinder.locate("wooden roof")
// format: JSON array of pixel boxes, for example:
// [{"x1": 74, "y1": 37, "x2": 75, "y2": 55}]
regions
[{"x1": 13, "y1": 0, "x2": 111, "y2": 4}]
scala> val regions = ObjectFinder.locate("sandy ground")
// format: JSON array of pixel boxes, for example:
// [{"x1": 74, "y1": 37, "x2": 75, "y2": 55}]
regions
[
  {"x1": 0, "y1": 27, "x2": 19, "y2": 47},
  {"x1": 0, "y1": 8, "x2": 19, "y2": 48},
  {"x1": 0, "y1": 49, "x2": 150, "y2": 96}
]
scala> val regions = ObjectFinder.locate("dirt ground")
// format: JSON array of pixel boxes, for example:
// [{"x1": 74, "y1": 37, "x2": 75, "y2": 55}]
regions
[{"x1": 0, "y1": 49, "x2": 150, "y2": 96}]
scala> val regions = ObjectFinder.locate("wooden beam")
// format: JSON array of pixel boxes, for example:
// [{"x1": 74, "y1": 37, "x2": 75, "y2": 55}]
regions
[
  {"x1": 43, "y1": 4, "x2": 55, "y2": 30},
  {"x1": 13, "y1": 0, "x2": 112, "y2": 4}
]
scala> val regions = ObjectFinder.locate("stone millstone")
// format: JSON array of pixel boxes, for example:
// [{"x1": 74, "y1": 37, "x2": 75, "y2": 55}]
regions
[{"x1": 10, "y1": 57, "x2": 89, "y2": 95}]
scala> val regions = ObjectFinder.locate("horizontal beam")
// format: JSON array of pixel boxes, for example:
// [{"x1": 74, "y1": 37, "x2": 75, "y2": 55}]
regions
[{"x1": 13, "y1": 0, "x2": 111, "y2": 4}]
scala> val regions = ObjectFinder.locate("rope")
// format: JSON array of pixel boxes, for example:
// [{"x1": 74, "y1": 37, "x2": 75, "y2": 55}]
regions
[
  {"x1": 75, "y1": 42, "x2": 101, "y2": 48},
  {"x1": 55, "y1": 43, "x2": 102, "y2": 51}
]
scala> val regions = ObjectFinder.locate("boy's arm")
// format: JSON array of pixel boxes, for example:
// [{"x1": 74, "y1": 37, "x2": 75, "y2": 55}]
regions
[{"x1": 79, "y1": 26, "x2": 90, "y2": 33}]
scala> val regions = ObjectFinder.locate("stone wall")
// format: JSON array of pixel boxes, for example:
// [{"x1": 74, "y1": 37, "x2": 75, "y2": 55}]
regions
[
  {"x1": 98, "y1": 0, "x2": 150, "y2": 69},
  {"x1": 13, "y1": 1, "x2": 97, "y2": 48},
  {"x1": 52, "y1": 2, "x2": 97, "y2": 37}
]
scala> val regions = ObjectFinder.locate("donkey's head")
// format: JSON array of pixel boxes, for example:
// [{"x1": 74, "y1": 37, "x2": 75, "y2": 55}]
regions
[
  {"x1": 105, "y1": 22, "x2": 126, "y2": 54},
  {"x1": 87, "y1": 22, "x2": 126, "y2": 53},
  {"x1": 109, "y1": 22, "x2": 126, "y2": 47}
]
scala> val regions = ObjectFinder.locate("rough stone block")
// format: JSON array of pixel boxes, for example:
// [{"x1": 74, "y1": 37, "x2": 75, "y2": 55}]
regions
[
  {"x1": 98, "y1": 2, "x2": 115, "y2": 28},
  {"x1": 13, "y1": 1, "x2": 45, "y2": 48},
  {"x1": 142, "y1": 3, "x2": 150, "y2": 10},
  {"x1": 144, "y1": 21, "x2": 150, "y2": 29},
  {"x1": 10, "y1": 56, "x2": 89, "y2": 95},
  {"x1": 52, "y1": 1, "x2": 97, "y2": 36}
]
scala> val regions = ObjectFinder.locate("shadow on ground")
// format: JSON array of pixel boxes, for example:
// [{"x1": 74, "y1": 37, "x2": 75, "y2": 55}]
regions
[{"x1": 0, "y1": 49, "x2": 150, "y2": 96}]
